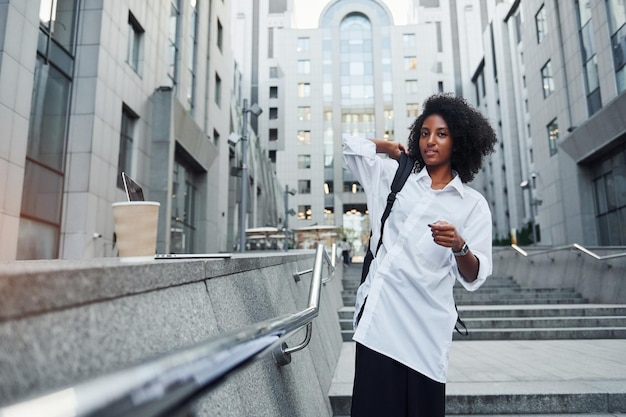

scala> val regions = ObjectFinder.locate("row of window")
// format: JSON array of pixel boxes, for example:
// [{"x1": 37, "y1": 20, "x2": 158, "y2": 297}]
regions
[
  {"x1": 130, "y1": 1, "x2": 225, "y2": 111},
  {"x1": 529, "y1": 1, "x2": 625, "y2": 160}
]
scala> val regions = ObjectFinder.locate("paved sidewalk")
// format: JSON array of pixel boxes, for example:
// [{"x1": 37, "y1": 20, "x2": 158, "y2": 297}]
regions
[{"x1": 330, "y1": 339, "x2": 626, "y2": 414}]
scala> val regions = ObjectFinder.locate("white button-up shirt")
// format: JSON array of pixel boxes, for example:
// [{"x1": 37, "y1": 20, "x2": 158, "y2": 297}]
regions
[{"x1": 343, "y1": 135, "x2": 492, "y2": 383}]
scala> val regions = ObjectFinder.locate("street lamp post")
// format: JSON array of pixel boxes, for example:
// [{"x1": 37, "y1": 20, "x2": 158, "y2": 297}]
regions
[
  {"x1": 238, "y1": 99, "x2": 262, "y2": 253},
  {"x1": 283, "y1": 185, "x2": 296, "y2": 251}
]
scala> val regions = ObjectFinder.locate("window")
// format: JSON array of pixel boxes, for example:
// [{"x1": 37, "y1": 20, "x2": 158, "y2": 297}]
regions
[
  {"x1": 269, "y1": 107, "x2": 278, "y2": 119},
  {"x1": 547, "y1": 118, "x2": 559, "y2": 156},
  {"x1": 298, "y1": 205, "x2": 312, "y2": 220},
  {"x1": 213, "y1": 129, "x2": 220, "y2": 146},
  {"x1": 436, "y1": 22, "x2": 442, "y2": 52},
  {"x1": 298, "y1": 106, "x2": 311, "y2": 121},
  {"x1": 606, "y1": 0, "x2": 626, "y2": 93},
  {"x1": 127, "y1": 12, "x2": 144, "y2": 73},
  {"x1": 297, "y1": 37, "x2": 310, "y2": 52},
  {"x1": 171, "y1": 156, "x2": 200, "y2": 253},
  {"x1": 168, "y1": 0, "x2": 180, "y2": 85},
  {"x1": 269, "y1": 86, "x2": 278, "y2": 98},
  {"x1": 269, "y1": 128, "x2": 278, "y2": 141},
  {"x1": 592, "y1": 144, "x2": 626, "y2": 245},
  {"x1": 344, "y1": 181, "x2": 363, "y2": 193},
  {"x1": 577, "y1": 0, "x2": 602, "y2": 115},
  {"x1": 298, "y1": 60, "x2": 311, "y2": 74},
  {"x1": 513, "y1": 10, "x2": 522, "y2": 44},
  {"x1": 217, "y1": 18, "x2": 223, "y2": 51},
  {"x1": 18, "y1": 55, "x2": 73, "y2": 259},
  {"x1": 438, "y1": 81, "x2": 444, "y2": 92},
  {"x1": 406, "y1": 103, "x2": 419, "y2": 118},
  {"x1": 270, "y1": 66, "x2": 279, "y2": 78},
  {"x1": 298, "y1": 83, "x2": 311, "y2": 97},
  {"x1": 403, "y1": 33, "x2": 416, "y2": 49},
  {"x1": 297, "y1": 130, "x2": 311, "y2": 145},
  {"x1": 214, "y1": 73, "x2": 221, "y2": 106},
  {"x1": 188, "y1": 1, "x2": 198, "y2": 109},
  {"x1": 39, "y1": 0, "x2": 79, "y2": 51},
  {"x1": 298, "y1": 180, "x2": 311, "y2": 194},
  {"x1": 535, "y1": 5, "x2": 547, "y2": 43},
  {"x1": 541, "y1": 60, "x2": 554, "y2": 97},
  {"x1": 268, "y1": 27, "x2": 274, "y2": 58},
  {"x1": 117, "y1": 105, "x2": 138, "y2": 188},
  {"x1": 298, "y1": 155, "x2": 311, "y2": 169},
  {"x1": 404, "y1": 56, "x2": 417, "y2": 70},
  {"x1": 405, "y1": 80, "x2": 418, "y2": 94}
]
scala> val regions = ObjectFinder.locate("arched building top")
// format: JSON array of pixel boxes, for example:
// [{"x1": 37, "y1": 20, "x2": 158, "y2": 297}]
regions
[{"x1": 320, "y1": 0, "x2": 394, "y2": 28}]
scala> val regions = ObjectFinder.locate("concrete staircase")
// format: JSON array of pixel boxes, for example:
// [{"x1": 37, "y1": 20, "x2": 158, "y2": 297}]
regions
[
  {"x1": 330, "y1": 264, "x2": 626, "y2": 416},
  {"x1": 339, "y1": 275, "x2": 626, "y2": 342}
]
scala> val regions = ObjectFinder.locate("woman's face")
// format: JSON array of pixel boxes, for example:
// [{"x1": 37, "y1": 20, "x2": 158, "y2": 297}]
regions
[{"x1": 419, "y1": 114, "x2": 453, "y2": 171}]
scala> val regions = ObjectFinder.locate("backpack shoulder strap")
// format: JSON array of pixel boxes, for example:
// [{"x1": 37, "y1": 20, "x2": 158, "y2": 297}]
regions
[
  {"x1": 373, "y1": 152, "x2": 415, "y2": 256},
  {"x1": 361, "y1": 152, "x2": 415, "y2": 285}
]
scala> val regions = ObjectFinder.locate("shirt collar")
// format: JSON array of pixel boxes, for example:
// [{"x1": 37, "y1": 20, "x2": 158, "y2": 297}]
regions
[{"x1": 415, "y1": 168, "x2": 465, "y2": 197}]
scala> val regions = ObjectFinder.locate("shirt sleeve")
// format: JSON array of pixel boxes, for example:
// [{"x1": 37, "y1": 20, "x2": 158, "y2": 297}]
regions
[
  {"x1": 342, "y1": 134, "x2": 379, "y2": 194},
  {"x1": 342, "y1": 134, "x2": 399, "y2": 254},
  {"x1": 455, "y1": 196, "x2": 493, "y2": 291}
]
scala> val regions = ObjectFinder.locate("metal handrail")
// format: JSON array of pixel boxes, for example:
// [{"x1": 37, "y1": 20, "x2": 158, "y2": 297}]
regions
[
  {"x1": 0, "y1": 244, "x2": 336, "y2": 417},
  {"x1": 510, "y1": 243, "x2": 626, "y2": 260}
]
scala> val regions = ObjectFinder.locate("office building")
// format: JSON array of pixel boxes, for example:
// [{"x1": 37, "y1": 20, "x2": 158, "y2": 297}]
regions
[{"x1": 0, "y1": 0, "x2": 281, "y2": 260}]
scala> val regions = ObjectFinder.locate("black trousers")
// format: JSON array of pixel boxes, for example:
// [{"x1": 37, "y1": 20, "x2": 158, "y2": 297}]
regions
[{"x1": 351, "y1": 343, "x2": 445, "y2": 417}]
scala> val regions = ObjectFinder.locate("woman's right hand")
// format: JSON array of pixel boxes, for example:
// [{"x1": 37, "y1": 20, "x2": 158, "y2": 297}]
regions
[{"x1": 371, "y1": 139, "x2": 407, "y2": 161}]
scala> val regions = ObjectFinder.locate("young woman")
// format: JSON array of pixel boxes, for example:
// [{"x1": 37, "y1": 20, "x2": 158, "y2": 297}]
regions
[{"x1": 343, "y1": 93, "x2": 498, "y2": 416}]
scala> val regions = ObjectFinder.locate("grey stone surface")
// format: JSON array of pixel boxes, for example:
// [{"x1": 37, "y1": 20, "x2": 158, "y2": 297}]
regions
[
  {"x1": 330, "y1": 340, "x2": 626, "y2": 415},
  {"x1": 0, "y1": 250, "x2": 344, "y2": 417},
  {"x1": 331, "y1": 257, "x2": 626, "y2": 416},
  {"x1": 492, "y1": 246, "x2": 626, "y2": 305}
]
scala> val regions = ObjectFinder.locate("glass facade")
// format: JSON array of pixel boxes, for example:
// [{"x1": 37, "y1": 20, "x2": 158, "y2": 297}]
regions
[
  {"x1": 187, "y1": 0, "x2": 198, "y2": 110},
  {"x1": 576, "y1": 0, "x2": 602, "y2": 115},
  {"x1": 117, "y1": 107, "x2": 137, "y2": 189},
  {"x1": 592, "y1": 143, "x2": 626, "y2": 245},
  {"x1": 541, "y1": 60, "x2": 554, "y2": 97},
  {"x1": 168, "y1": 0, "x2": 181, "y2": 86},
  {"x1": 535, "y1": 4, "x2": 547, "y2": 43},
  {"x1": 547, "y1": 118, "x2": 559, "y2": 156},
  {"x1": 170, "y1": 157, "x2": 199, "y2": 253},
  {"x1": 18, "y1": 0, "x2": 79, "y2": 259},
  {"x1": 606, "y1": 0, "x2": 626, "y2": 93}
]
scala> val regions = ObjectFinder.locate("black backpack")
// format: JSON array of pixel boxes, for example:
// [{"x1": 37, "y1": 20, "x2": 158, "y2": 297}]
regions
[{"x1": 357, "y1": 152, "x2": 468, "y2": 336}]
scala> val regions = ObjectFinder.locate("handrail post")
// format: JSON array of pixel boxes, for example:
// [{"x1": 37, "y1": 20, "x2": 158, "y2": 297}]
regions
[{"x1": 273, "y1": 244, "x2": 331, "y2": 366}]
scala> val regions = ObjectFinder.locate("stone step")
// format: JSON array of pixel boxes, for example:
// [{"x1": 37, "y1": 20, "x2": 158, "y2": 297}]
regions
[
  {"x1": 455, "y1": 298, "x2": 589, "y2": 305},
  {"x1": 450, "y1": 327, "x2": 626, "y2": 341},
  {"x1": 331, "y1": 390, "x2": 626, "y2": 416},
  {"x1": 339, "y1": 305, "x2": 626, "y2": 319},
  {"x1": 453, "y1": 287, "x2": 579, "y2": 295},
  {"x1": 458, "y1": 316, "x2": 626, "y2": 328},
  {"x1": 342, "y1": 276, "x2": 521, "y2": 290},
  {"x1": 342, "y1": 295, "x2": 588, "y2": 306},
  {"x1": 329, "y1": 340, "x2": 626, "y2": 416},
  {"x1": 339, "y1": 316, "x2": 626, "y2": 330},
  {"x1": 340, "y1": 326, "x2": 626, "y2": 342},
  {"x1": 456, "y1": 304, "x2": 626, "y2": 318}
]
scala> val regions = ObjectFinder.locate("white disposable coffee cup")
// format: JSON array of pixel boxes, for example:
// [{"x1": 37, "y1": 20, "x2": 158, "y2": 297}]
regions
[{"x1": 112, "y1": 201, "x2": 160, "y2": 261}]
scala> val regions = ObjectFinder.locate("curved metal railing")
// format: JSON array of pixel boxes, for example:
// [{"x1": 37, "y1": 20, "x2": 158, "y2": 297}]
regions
[
  {"x1": 510, "y1": 243, "x2": 626, "y2": 260},
  {"x1": 0, "y1": 244, "x2": 336, "y2": 417}
]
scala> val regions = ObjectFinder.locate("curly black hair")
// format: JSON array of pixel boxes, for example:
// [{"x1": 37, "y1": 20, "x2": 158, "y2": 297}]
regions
[{"x1": 407, "y1": 93, "x2": 498, "y2": 183}]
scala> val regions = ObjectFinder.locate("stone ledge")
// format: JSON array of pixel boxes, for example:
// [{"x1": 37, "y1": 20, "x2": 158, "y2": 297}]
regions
[{"x1": 0, "y1": 251, "x2": 314, "y2": 321}]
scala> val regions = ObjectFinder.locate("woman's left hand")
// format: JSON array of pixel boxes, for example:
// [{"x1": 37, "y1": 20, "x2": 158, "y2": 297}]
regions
[{"x1": 428, "y1": 221, "x2": 464, "y2": 252}]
